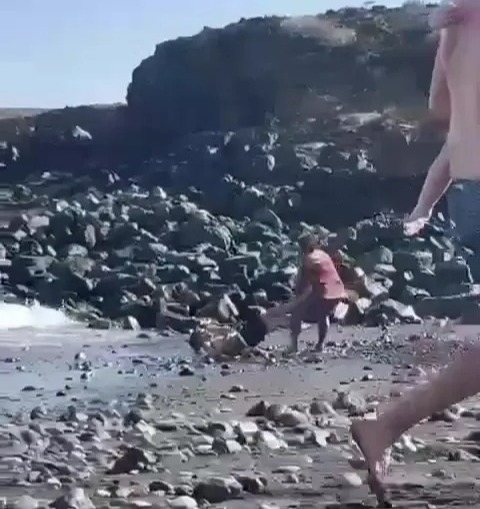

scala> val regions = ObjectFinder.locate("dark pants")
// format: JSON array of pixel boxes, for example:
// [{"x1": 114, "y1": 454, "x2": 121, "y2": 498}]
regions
[{"x1": 447, "y1": 180, "x2": 480, "y2": 243}]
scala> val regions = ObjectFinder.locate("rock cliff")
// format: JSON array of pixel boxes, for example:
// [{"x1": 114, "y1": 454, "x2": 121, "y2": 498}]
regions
[
  {"x1": 2, "y1": 4, "x2": 441, "y2": 177},
  {"x1": 126, "y1": 6, "x2": 437, "y2": 148}
]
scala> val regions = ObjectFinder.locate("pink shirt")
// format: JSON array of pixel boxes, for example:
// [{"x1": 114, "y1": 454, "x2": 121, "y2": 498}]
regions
[
  {"x1": 430, "y1": 1, "x2": 480, "y2": 180},
  {"x1": 300, "y1": 249, "x2": 346, "y2": 300}
]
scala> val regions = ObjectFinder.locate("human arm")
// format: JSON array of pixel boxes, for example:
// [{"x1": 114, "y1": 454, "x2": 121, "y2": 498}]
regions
[
  {"x1": 428, "y1": 31, "x2": 450, "y2": 121},
  {"x1": 404, "y1": 142, "x2": 451, "y2": 236},
  {"x1": 404, "y1": 29, "x2": 452, "y2": 237}
]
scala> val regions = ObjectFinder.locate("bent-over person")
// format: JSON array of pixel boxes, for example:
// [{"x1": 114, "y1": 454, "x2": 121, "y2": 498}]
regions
[{"x1": 263, "y1": 234, "x2": 347, "y2": 353}]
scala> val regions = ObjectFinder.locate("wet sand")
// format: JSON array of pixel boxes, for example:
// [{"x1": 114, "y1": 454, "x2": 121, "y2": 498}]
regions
[{"x1": 0, "y1": 323, "x2": 480, "y2": 508}]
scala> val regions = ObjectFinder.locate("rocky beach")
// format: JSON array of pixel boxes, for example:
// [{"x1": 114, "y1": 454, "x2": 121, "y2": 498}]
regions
[
  {"x1": 2, "y1": 2, "x2": 480, "y2": 507},
  {"x1": 1, "y1": 322, "x2": 480, "y2": 509}
]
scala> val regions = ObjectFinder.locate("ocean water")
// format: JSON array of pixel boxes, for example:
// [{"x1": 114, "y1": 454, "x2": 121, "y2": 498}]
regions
[
  {"x1": 0, "y1": 302, "x2": 73, "y2": 330},
  {"x1": 0, "y1": 302, "x2": 195, "y2": 419}
]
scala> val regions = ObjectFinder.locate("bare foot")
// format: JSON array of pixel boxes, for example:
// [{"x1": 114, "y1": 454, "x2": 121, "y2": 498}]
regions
[{"x1": 350, "y1": 419, "x2": 391, "y2": 506}]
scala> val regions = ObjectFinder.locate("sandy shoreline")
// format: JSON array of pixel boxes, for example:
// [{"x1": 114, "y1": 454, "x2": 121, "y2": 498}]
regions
[{"x1": 0, "y1": 323, "x2": 479, "y2": 507}]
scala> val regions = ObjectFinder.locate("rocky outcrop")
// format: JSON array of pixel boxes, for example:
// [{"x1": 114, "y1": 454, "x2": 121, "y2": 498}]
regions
[
  {"x1": 0, "y1": 105, "x2": 131, "y2": 179},
  {"x1": 126, "y1": 6, "x2": 437, "y2": 148},
  {"x1": 1, "y1": 4, "x2": 441, "y2": 176}
]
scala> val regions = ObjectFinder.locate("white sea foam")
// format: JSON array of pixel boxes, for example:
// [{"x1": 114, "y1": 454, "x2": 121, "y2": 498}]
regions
[{"x1": 0, "y1": 302, "x2": 73, "y2": 330}]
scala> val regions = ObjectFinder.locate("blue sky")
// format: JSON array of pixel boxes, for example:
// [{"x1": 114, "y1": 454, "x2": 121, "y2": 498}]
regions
[{"x1": 1, "y1": 0, "x2": 402, "y2": 108}]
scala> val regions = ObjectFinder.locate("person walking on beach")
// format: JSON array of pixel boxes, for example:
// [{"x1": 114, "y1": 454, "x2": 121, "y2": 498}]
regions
[
  {"x1": 404, "y1": 1, "x2": 480, "y2": 247},
  {"x1": 353, "y1": 1, "x2": 480, "y2": 505},
  {"x1": 262, "y1": 233, "x2": 347, "y2": 353}
]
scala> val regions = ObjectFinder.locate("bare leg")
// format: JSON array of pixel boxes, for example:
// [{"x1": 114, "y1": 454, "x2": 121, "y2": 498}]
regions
[
  {"x1": 267, "y1": 288, "x2": 312, "y2": 317},
  {"x1": 350, "y1": 343, "x2": 480, "y2": 504},
  {"x1": 315, "y1": 313, "x2": 329, "y2": 352},
  {"x1": 262, "y1": 289, "x2": 316, "y2": 353},
  {"x1": 315, "y1": 299, "x2": 337, "y2": 352},
  {"x1": 287, "y1": 307, "x2": 302, "y2": 354},
  {"x1": 262, "y1": 288, "x2": 312, "y2": 331}
]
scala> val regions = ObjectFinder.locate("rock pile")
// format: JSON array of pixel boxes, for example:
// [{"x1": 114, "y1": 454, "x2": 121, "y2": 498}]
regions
[{"x1": 2, "y1": 170, "x2": 480, "y2": 332}]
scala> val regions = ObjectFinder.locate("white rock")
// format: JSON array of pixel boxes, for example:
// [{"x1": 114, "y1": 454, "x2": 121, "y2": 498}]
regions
[
  {"x1": 168, "y1": 496, "x2": 198, "y2": 509},
  {"x1": 341, "y1": 472, "x2": 363, "y2": 487}
]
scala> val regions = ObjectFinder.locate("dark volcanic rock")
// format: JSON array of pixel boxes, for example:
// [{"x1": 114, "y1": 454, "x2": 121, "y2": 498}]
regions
[
  {"x1": 1, "y1": 7, "x2": 449, "y2": 240},
  {"x1": 0, "y1": 177, "x2": 476, "y2": 331},
  {"x1": 126, "y1": 8, "x2": 437, "y2": 148},
  {"x1": 2, "y1": 5, "x2": 442, "y2": 183},
  {"x1": 3, "y1": 5, "x2": 477, "y2": 331}
]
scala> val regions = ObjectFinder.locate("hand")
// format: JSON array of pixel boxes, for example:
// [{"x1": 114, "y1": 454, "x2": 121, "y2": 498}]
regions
[{"x1": 404, "y1": 207, "x2": 432, "y2": 236}]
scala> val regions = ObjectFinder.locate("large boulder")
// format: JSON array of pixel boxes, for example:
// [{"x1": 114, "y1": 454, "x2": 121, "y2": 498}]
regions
[{"x1": 126, "y1": 7, "x2": 437, "y2": 147}]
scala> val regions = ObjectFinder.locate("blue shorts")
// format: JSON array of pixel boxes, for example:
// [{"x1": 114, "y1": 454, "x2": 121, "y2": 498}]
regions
[{"x1": 447, "y1": 180, "x2": 480, "y2": 245}]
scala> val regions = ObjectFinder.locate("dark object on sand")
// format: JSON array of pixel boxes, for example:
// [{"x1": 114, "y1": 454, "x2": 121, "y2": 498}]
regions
[
  {"x1": 188, "y1": 305, "x2": 268, "y2": 358},
  {"x1": 188, "y1": 320, "x2": 248, "y2": 359},
  {"x1": 240, "y1": 307, "x2": 268, "y2": 348}
]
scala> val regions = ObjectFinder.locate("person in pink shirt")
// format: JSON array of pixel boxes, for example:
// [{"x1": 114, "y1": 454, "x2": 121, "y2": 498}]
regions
[
  {"x1": 262, "y1": 233, "x2": 347, "y2": 353},
  {"x1": 353, "y1": 1, "x2": 480, "y2": 505}
]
